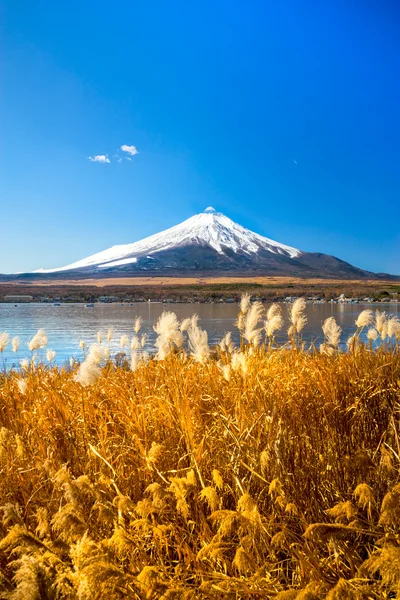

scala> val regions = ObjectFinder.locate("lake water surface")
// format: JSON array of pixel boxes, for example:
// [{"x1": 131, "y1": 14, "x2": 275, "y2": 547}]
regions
[{"x1": 0, "y1": 302, "x2": 398, "y2": 368}]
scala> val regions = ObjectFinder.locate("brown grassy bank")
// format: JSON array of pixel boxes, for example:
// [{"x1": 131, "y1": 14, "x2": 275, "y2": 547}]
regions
[{"x1": 1, "y1": 276, "x2": 399, "y2": 303}]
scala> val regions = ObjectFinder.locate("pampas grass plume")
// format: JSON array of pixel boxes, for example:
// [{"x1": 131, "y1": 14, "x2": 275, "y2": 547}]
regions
[
  {"x1": 353, "y1": 483, "x2": 375, "y2": 512},
  {"x1": 27, "y1": 329, "x2": 48, "y2": 352},
  {"x1": 322, "y1": 316, "x2": 342, "y2": 348},
  {"x1": 388, "y1": 315, "x2": 400, "y2": 339},
  {"x1": 375, "y1": 311, "x2": 388, "y2": 340},
  {"x1": 220, "y1": 363, "x2": 231, "y2": 381},
  {"x1": 235, "y1": 313, "x2": 245, "y2": 333},
  {"x1": 319, "y1": 343, "x2": 334, "y2": 356},
  {"x1": 355, "y1": 309, "x2": 373, "y2": 328},
  {"x1": 155, "y1": 336, "x2": 171, "y2": 361},
  {"x1": 289, "y1": 298, "x2": 307, "y2": 334},
  {"x1": 188, "y1": 322, "x2": 210, "y2": 364},
  {"x1": 180, "y1": 317, "x2": 192, "y2": 332},
  {"x1": 46, "y1": 349, "x2": 56, "y2": 362},
  {"x1": 131, "y1": 336, "x2": 140, "y2": 350},
  {"x1": 231, "y1": 352, "x2": 247, "y2": 375},
  {"x1": 267, "y1": 303, "x2": 281, "y2": 321},
  {"x1": 154, "y1": 312, "x2": 183, "y2": 360},
  {"x1": 12, "y1": 336, "x2": 20, "y2": 353},
  {"x1": 74, "y1": 359, "x2": 101, "y2": 387},
  {"x1": 240, "y1": 292, "x2": 251, "y2": 314},
  {"x1": 219, "y1": 331, "x2": 234, "y2": 353},
  {"x1": 154, "y1": 311, "x2": 183, "y2": 347},
  {"x1": 74, "y1": 342, "x2": 108, "y2": 386},
  {"x1": 0, "y1": 332, "x2": 9, "y2": 353},
  {"x1": 347, "y1": 334, "x2": 361, "y2": 351},
  {"x1": 134, "y1": 316, "x2": 142, "y2": 334},
  {"x1": 17, "y1": 379, "x2": 27, "y2": 395},
  {"x1": 267, "y1": 315, "x2": 284, "y2": 337},
  {"x1": 130, "y1": 351, "x2": 141, "y2": 372},
  {"x1": 243, "y1": 301, "x2": 264, "y2": 346},
  {"x1": 87, "y1": 344, "x2": 107, "y2": 363},
  {"x1": 120, "y1": 335, "x2": 128, "y2": 348},
  {"x1": 265, "y1": 307, "x2": 284, "y2": 338}
]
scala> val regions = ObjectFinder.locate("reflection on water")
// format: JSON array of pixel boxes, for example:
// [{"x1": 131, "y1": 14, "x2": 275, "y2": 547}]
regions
[{"x1": 0, "y1": 302, "x2": 398, "y2": 368}]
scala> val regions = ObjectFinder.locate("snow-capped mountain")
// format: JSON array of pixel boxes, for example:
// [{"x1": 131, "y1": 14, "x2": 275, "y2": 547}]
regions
[
  {"x1": 34, "y1": 207, "x2": 301, "y2": 274},
  {"x1": 7, "y1": 207, "x2": 393, "y2": 280}
]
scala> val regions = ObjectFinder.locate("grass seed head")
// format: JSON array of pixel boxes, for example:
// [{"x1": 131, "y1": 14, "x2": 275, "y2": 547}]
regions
[
  {"x1": 0, "y1": 332, "x2": 10, "y2": 353},
  {"x1": 240, "y1": 292, "x2": 251, "y2": 314},
  {"x1": 16, "y1": 379, "x2": 27, "y2": 395},
  {"x1": 243, "y1": 301, "x2": 264, "y2": 346},
  {"x1": 188, "y1": 322, "x2": 210, "y2": 364},
  {"x1": 27, "y1": 329, "x2": 48, "y2": 352},
  {"x1": 212, "y1": 469, "x2": 224, "y2": 490},
  {"x1": 120, "y1": 335, "x2": 128, "y2": 348},
  {"x1": 46, "y1": 349, "x2": 56, "y2": 362},
  {"x1": 355, "y1": 309, "x2": 373, "y2": 328},
  {"x1": 11, "y1": 336, "x2": 20, "y2": 353},
  {"x1": 388, "y1": 315, "x2": 400, "y2": 339},
  {"x1": 322, "y1": 316, "x2": 342, "y2": 348},
  {"x1": 74, "y1": 359, "x2": 102, "y2": 387},
  {"x1": 290, "y1": 298, "x2": 307, "y2": 333},
  {"x1": 134, "y1": 316, "x2": 142, "y2": 334},
  {"x1": 199, "y1": 486, "x2": 220, "y2": 512},
  {"x1": 354, "y1": 483, "x2": 375, "y2": 519},
  {"x1": 265, "y1": 313, "x2": 284, "y2": 338}
]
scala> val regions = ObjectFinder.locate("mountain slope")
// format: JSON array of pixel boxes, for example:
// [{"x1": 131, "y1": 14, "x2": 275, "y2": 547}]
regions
[
  {"x1": 3, "y1": 207, "x2": 397, "y2": 280},
  {"x1": 33, "y1": 207, "x2": 301, "y2": 273}
]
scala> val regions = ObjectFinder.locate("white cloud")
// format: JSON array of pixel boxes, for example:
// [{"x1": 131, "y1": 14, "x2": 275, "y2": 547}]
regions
[
  {"x1": 89, "y1": 155, "x2": 110, "y2": 163},
  {"x1": 121, "y1": 144, "x2": 139, "y2": 156},
  {"x1": 125, "y1": 156, "x2": 132, "y2": 161}
]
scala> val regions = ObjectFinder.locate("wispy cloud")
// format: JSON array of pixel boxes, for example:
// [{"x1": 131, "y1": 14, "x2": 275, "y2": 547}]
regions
[
  {"x1": 121, "y1": 144, "x2": 139, "y2": 156},
  {"x1": 88, "y1": 144, "x2": 139, "y2": 164},
  {"x1": 292, "y1": 159, "x2": 298, "y2": 165},
  {"x1": 89, "y1": 155, "x2": 110, "y2": 163}
]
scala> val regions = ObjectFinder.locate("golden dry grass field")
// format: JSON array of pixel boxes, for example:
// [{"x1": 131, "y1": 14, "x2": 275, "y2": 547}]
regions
[
  {"x1": 3, "y1": 276, "x2": 397, "y2": 287},
  {"x1": 0, "y1": 300, "x2": 400, "y2": 598}
]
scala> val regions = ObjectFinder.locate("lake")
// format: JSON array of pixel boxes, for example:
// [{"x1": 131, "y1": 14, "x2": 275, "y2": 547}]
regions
[{"x1": 0, "y1": 301, "x2": 398, "y2": 368}]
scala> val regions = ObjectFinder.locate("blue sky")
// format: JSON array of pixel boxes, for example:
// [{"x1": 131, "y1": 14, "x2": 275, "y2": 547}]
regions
[{"x1": 1, "y1": 0, "x2": 399, "y2": 274}]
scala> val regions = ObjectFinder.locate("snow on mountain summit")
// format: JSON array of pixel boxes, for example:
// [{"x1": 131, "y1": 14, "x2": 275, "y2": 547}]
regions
[{"x1": 33, "y1": 209, "x2": 301, "y2": 273}]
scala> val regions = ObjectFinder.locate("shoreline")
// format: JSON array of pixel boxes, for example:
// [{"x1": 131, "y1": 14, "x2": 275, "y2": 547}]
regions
[{"x1": 0, "y1": 276, "x2": 398, "y2": 304}]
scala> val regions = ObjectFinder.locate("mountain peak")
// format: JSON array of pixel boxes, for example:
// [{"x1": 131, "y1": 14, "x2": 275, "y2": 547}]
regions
[
  {"x1": 32, "y1": 209, "x2": 301, "y2": 273},
  {"x1": 25, "y1": 208, "x2": 388, "y2": 280}
]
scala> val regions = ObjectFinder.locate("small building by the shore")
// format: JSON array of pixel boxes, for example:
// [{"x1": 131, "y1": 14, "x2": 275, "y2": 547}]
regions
[
  {"x1": 4, "y1": 295, "x2": 33, "y2": 303},
  {"x1": 98, "y1": 295, "x2": 119, "y2": 303}
]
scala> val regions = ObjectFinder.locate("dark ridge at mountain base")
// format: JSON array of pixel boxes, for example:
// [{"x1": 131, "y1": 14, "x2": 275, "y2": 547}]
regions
[{"x1": 1, "y1": 243, "x2": 398, "y2": 283}]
